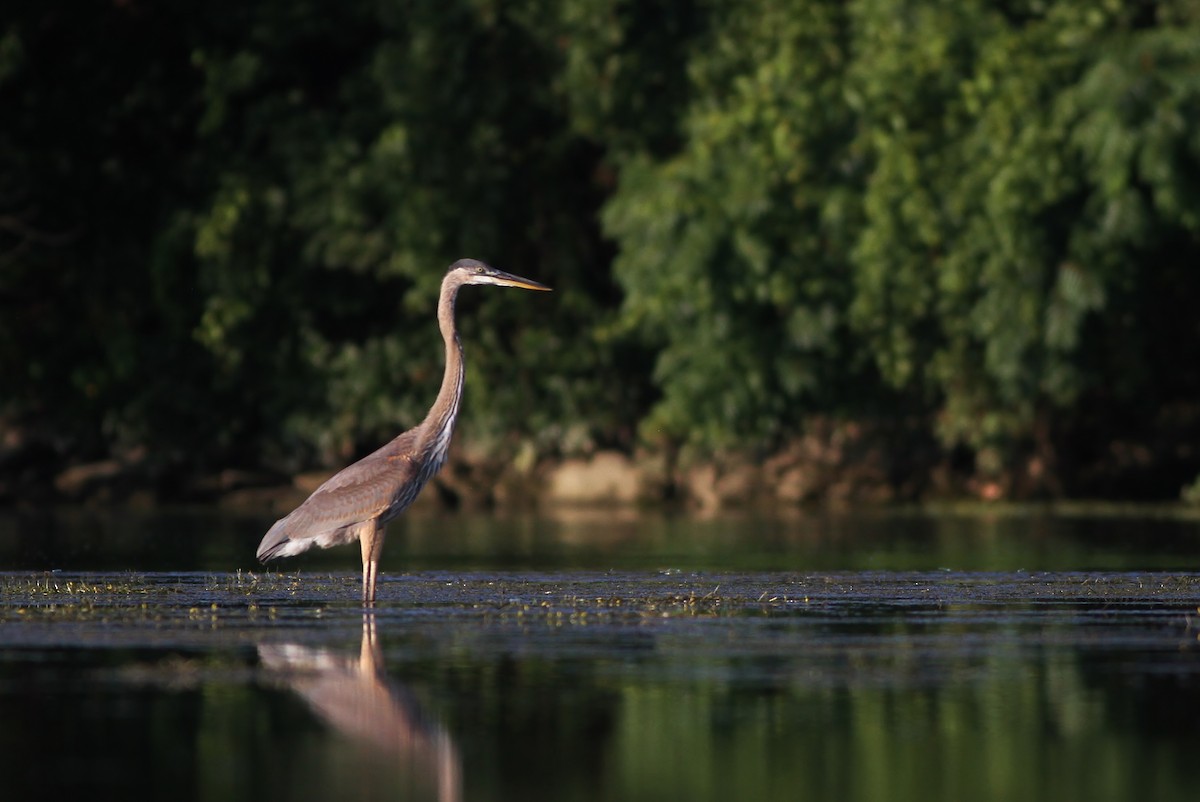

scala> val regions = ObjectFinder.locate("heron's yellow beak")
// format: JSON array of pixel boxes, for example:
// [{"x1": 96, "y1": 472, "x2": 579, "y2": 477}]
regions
[{"x1": 486, "y1": 269, "x2": 552, "y2": 291}]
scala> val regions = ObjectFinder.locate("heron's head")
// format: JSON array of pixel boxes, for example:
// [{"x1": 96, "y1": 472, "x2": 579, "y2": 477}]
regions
[{"x1": 448, "y1": 258, "x2": 552, "y2": 292}]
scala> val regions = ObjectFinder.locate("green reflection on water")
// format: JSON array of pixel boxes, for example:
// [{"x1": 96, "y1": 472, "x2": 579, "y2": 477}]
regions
[
  {"x1": 2, "y1": 503, "x2": 1199, "y2": 573},
  {"x1": 5, "y1": 641, "x2": 1197, "y2": 802},
  {"x1": 0, "y1": 507, "x2": 1198, "y2": 801},
  {"x1": 603, "y1": 660, "x2": 1186, "y2": 802}
]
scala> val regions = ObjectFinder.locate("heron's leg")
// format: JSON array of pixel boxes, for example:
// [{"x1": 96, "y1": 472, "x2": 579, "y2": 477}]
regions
[
  {"x1": 359, "y1": 521, "x2": 386, "y2": 605},
  {"x1": 360, "y1": 529, "x2": 374, "y2": 605},
  {"x1": 360, "y1": 559, "x2": 372, "y2": 606}
]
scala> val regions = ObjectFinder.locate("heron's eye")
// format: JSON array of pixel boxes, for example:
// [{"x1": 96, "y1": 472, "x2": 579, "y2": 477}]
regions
[{"x1": 475, "y1": 267, "x2": 485, "y2": 274}]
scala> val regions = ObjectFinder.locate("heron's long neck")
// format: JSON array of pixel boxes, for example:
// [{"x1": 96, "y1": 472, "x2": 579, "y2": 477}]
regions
[{"x1": 420, "y1": 281, "x2": 465, "y2": 464}]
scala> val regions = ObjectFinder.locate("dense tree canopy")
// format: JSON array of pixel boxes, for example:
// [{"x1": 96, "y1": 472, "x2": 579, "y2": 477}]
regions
[{"x1": 3, "y1": 1, "x2": 1199, "y2": 502}]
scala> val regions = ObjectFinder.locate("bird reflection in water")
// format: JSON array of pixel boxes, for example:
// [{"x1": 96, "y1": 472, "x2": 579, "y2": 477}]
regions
[{"x1": 258, "y1": 614, "x2": 461, "y2": 802}]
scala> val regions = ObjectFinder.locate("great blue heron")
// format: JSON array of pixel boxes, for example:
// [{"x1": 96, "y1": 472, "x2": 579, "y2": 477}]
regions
[{"x1": 256, "y1": 259, "x2": 551, "y2": 603}]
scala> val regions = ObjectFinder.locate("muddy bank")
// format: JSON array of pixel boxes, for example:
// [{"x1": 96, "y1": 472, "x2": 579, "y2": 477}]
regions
[{"x1": 5, "y1": 419, "x2": 1200, "y2": 513}]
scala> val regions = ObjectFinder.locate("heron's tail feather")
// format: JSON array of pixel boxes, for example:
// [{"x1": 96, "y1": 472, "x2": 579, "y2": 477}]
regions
[
  {"x1": 256, "y1": 517, "x2": 312, "y2": 562},
  {"x1": 257, "y1": 512, "x2": 363, "y2": 562}
]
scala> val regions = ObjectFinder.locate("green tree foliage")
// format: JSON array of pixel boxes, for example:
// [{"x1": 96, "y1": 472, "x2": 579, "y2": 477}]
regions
[
  {"x1": 1, "y1": 3, "x2": 213, "y2": 462},
  {"x1": 605, "y1": 0, "x2": 1200, "y2": 478},
  {"x1": 1, "y1": 1, "x2": 641, "y2": 478},
  {"x1": 604, "y1": 1, "x2": 864, "y2": 449},
  {"x1": 184, "y1": 1, "x2": 640, "y2": 467},
  {"x1": 3, "y1": 1, "x2": 1199, "y2": 496},
  {"x1": 848, "y1": 0, "x2": 1200, "y2": 460}
]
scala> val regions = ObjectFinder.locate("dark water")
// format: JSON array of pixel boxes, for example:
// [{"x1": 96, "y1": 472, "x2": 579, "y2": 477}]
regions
[{"x1": 1, "y1": 506, "x2": 1199, "y2": 801}]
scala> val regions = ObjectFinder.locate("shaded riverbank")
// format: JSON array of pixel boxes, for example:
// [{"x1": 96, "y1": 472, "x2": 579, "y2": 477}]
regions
[{"x1": 7, "y1": 426, "x2": 1200, "y2": 514}]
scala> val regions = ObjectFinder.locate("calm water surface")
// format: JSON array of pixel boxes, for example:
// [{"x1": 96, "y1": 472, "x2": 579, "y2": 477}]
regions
[{"x1": 1, "y1": 506, "x2": 1199, "y2": 801}]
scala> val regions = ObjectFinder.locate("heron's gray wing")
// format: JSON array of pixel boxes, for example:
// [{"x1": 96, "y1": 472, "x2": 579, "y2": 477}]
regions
[
  {"x1": 257, "y1": 431, "x2": 421, "y2": 561},
  {"x1": 306, "y1": 428, "x2": 420, "y2": 495}
]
